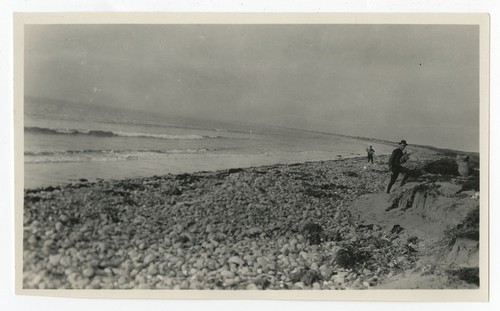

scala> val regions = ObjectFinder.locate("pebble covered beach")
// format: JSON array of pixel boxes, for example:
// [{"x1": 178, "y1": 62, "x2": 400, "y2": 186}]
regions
[{"x1": 23, "y1": 150, "x2": 479, "y2": 290}]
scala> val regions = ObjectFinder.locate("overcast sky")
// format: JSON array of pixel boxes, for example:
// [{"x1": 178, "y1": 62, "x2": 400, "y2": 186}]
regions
[{"x1": 25, "y1": 24, "x2": 480, "y2": 151}]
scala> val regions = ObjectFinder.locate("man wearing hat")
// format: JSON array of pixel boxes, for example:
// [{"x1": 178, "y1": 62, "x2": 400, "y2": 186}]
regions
[{"x1": 387, "y1": 140, "x2": 411, "y2": 193}]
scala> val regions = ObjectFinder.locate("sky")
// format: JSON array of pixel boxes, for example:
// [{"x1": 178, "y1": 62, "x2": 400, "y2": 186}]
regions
[{"x1": 24, "y1": 24, "x2": 480, "y2": 152}]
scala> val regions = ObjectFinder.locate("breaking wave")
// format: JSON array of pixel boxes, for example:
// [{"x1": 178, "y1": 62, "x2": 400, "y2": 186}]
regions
[
  {"x1": 25, "y1": 126, "x2": 220, "y2": 140},
  {"x1": 24, "y1": 148, "x2": 219, "y2": 163}
]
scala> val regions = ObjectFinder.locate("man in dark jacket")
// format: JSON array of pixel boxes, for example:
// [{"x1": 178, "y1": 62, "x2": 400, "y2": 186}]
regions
[
  {"x1": 367, "y1": 146, "x2": 375, "y2": 163},
  {"x1": 386, "y1": 140, "x2": 411, "y2": 193}
]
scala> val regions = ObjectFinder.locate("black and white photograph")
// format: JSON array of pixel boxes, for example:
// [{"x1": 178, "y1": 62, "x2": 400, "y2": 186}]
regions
[{"x1": 16, "y1": 13, "x2": 488, "y2": 299}]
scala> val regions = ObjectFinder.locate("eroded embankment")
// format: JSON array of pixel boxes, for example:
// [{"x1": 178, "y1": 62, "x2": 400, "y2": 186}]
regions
[{"x1": 347, "y1": 157, "x2": 480, "y2": 289}]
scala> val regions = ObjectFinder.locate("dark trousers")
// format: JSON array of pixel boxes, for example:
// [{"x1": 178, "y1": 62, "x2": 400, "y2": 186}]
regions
[
  {"x1": 367, "y1": 154, "x2": 373, "y2": 163},
  {"x1": 387, "y1": 165, "x2": 411, "y2": 193}
]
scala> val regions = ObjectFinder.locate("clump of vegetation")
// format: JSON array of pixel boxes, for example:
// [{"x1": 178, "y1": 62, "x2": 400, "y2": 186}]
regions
[
  {"x1": 334, "y1": 244, "x2": 372, "y2": 269},
  {"x1": 344, "y1": 171, "x2": 359, "y2": 177},
  {"x1": 422, "y1": 158, "x2": 459, "y2": 176},
  {"x1": 459, "y1": 170, "x2": 480, "y2": 192},
  {"x1": 405, "y1": 169, "x2": 424, "y2": 182},
  {"x1": 323, "y1": 229, "x2": 343, "y2": 242},
  {"x1": 444, "y1": 207, "x2": 480, "y2": 245},
  {"x1": 174, "y1": 235, "x2": 191, "y2": 244},
  {"x1": 175, "y1": 173, "x2": 203, "y2": 184},
  {"x1": 302, "y1": 223, "x2": 323, "y2": 245},
  {"x1": 334, "y1": 248, "x2": 354, "y2": 268},
  {"x1": 290, "y1": 268, "x2": 322, "y2": 286},
  {"x1": 447, "y1": 267, "x2": 479, "y2": 286},
  {"x1": 254, "y1": 277, "x2": 271, "y2": 289}
]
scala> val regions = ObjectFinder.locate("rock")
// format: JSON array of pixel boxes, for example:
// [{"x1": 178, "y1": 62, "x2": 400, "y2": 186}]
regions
[
  {"x1": 280, "y1": 245, "x2": 290, "y2": 256},
  {"x1": 368, "y1": 276, "x2": 379, "y2": 286},
  {"x1": 266, "y1": 266, "x2": 276, "y2": 275},
  {"x1": 319, "y1": 265, "x2": 333, "y2": 278},
  {"x1": 220, "y1": 270, "x2": 235, "y2": 279},
  {"x1": 345, "y1": 273, "x2": 356, "y2": 281},
  {"x1": 228, "y1": 168, "x2": 243, "y2": 174},
  {"x1": 174, "y1": 224, "x2": 185, "y2": 232},
  {"x1": 351, "y1": 278, "x2": 362, "y2": 288},
  {"x1": 202, "y1": 242, "x2": 214, "y2": 251},
  {"x1": 239, "y1": 266, "x2": 251, "y2": 275},
  {"x1": 180, "y1": 280, "x2": 190, "y2": 289},
  {"x1": 299, "y1": 251, "x2": 309, "y2": 261},
  {"x1": 117, "y1": 276, "x2": 128, "y2": 285},
  {"x1": 195, "y1": 258, "x2": 205, "y2": 269},
  {"x1": 82, "y1": 267, "x2": 95, "y2": 278},
  {"x1": 189, "y1": 280, "x2": 201, "y2": 289},
  {"x1": 246, "y1": 283, "x2": 258, "y2": 290},
  {"x1": 205, "y1": 224, "x2": 215, "y2": 233},
  {"x1": 74, "y1": 277, "x2": 90, "y2": 289},
  {"x1": 55, "y1": 222, "x2": 63, "y2": 231},
  {"x1": 48, "y1": 254, "x2": 62, "y2": 266},
  {"x1": 144, "y1": 254, "x2": 156, "y2": 265},
  {"x1": 293, "y1": 282, "x2": 305, "y2": 289},
  {"x1": 60, "y1": 255, "x2": 72, "y2": 267},
  {"x1": 332, "y1": 273, "x2": 345, "y2": 284},
  {"x1": 147, "y1": 264, "x2": 159, "y2": 275},
  {"x1": 228, "y1": 256, "x2": 245, "y2": 266},
  {"x1": 295, "y1": 243, "x2": 304, "y2": 252},
  {"x1": 256, "y1": 256, "x2": 269, "y2": 267},
  {"x1": 246, "y1": 227, "x2": 263, "y2": 236},
  {"x1": 42, "y1": 239, "x2": 54, "y2": 249},
  {"x1": 206, "y1": 259, "x2": 218, "y2": 271}
]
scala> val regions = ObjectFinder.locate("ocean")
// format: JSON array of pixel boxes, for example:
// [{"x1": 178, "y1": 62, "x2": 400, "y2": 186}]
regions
[{"x1": 23, "y1": 97, "x2": 394, "y2": 189}]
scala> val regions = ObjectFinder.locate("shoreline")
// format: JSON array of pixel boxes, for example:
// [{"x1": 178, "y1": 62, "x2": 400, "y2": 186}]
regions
[
  {"x1": 22, "y1": 150, "x2": 480, "y2": 290},
  {"x1": 24, "y1": 139, "x2": 476, "y2": 191},
  {"x1": 23, "y1": 152, "x2": 378, "y2": 191}
]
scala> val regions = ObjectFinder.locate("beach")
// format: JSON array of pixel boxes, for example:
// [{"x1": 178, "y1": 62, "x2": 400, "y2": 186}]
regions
[{"x1": 23, "y1": 148, "x2": 480, "y2": 290}]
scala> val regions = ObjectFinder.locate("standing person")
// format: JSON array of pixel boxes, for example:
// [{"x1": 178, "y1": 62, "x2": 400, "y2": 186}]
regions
[
  {"x1": 386, "y1": 140, "x2": 411, "y2": 193},
  {"x1": 367, "y1": 145, "x2": 375, "y2": 163}
]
